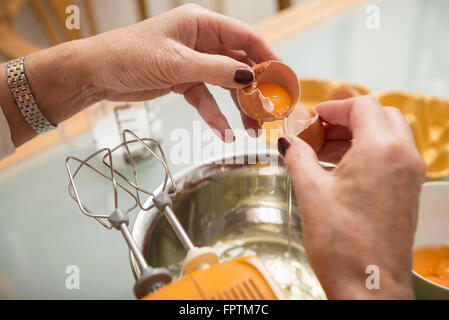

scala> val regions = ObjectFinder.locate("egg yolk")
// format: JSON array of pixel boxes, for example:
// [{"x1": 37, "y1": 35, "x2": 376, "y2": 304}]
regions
[
  {"x1": 256, "y1": 83, "x2": 292, "y2": 117},
  {"x1": 413, "y1": 245, "x2": 449, "y2": 288},
  {"x1": 436, "y1": 259, "x2": 449, "y2": 279}
]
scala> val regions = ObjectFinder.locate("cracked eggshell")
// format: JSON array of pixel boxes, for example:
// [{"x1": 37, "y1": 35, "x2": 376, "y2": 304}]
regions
[
  {"x1": 236, "y1": 61, "x2": 300, "y2": 123},
  {"x1": 287, "y1": 103, "x2": 325, "y2": 152}
]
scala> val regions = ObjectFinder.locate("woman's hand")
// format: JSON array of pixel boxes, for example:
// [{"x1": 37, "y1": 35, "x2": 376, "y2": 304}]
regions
[
  {"x1": 278, "y1": 95, "x2": 426, "y2": 299},
  {"x1": 1, "y1": 4, "x2": 277, "y2": 146},
  {"x1": 81, "y1": 4, "x2": 279, "y2": 140}
]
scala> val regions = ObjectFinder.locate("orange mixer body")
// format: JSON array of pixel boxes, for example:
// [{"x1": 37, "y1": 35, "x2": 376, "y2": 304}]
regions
[{"x1": 142, "y1": 256, "x2": 286, "y2": 300}]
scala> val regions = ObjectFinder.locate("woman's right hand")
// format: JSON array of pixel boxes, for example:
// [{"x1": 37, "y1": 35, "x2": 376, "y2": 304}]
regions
[
  {"x1": 278, "y1": 95, "x2": 426, "y2": 299},
  {"x1": 7, "y1": 4, "x2": 278, "y2": 147},
  {"x1": 81, "y1": 3, "x2": 278, "y2": 140}
]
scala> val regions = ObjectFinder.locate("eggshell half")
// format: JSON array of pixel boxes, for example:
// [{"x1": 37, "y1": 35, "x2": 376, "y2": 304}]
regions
[
  {"x1": 237, "y1": 61, "x2": 300, "y2": 123},
  {"x1": 287, "y1": 103, "x2": 325, "y2": 152}
]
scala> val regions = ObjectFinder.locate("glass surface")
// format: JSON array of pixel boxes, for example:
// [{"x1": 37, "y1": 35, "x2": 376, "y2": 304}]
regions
[{"x1": 0, "y1": 0, "x2": 448, "y2": 299}]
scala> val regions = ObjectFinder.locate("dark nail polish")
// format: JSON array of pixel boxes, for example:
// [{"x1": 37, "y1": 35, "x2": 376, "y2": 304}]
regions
[
  {"x1": 277, "y1": 137, "x2": 291, "y2": 157},
  {"x1": 234, "y1": 69, "x2": 254, "y2": 84}
]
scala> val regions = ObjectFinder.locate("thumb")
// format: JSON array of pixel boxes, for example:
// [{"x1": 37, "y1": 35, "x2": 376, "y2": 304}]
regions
[
  {"x1": 179, "y1": 48, "x2": 254, "y2": 88},
  {"x1": 279, "y1": 135, "x2": 331, "y2": 193}
]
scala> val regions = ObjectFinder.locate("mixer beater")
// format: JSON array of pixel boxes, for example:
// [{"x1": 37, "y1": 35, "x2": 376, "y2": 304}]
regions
[
  {"x1": 66, "y1": 130, "x2": 178, "y2": 297},
  {"x1": 65, "y1": 129, "x2": 285, "y2": 300}
]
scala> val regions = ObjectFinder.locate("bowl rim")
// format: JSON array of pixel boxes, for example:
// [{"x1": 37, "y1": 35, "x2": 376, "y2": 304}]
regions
[
  {"x1": 413, "y1": 271, "x2": 449, "y2": 292},
  {"x1": 129, "y1": 150, "x2": 283, "y2": 278},
  {"x1": 422, "y1": 181, "x2": 449, "y2": 188},
  {"x1": 129, "y1": 150, "x2": 335, "y2": 278}
]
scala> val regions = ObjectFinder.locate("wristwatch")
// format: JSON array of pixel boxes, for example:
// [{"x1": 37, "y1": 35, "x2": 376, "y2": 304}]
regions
[{"x1": 6, "y1": 56, "x2": 57, "y2": 134}]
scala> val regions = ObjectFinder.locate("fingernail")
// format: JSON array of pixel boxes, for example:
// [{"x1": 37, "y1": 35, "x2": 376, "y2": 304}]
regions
[
  {"x1": 234, "y1": 69, "x2": 254, "y2": 84},
  {"x1": 277, "y1": 137, "x2": 291, "y2": 157}
]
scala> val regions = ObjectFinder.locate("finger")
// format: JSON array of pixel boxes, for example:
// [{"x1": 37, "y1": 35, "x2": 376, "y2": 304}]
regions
[
  {"x1": 105, "y1": 88, "x2": 171, "y2": 102},
  {"x1": 202, "y1": 46, "x2": 255, "y2": 66},
  {"x1": 218, "y1": 48, "x2": 255, "y2": 67},
  {"x1": 316, "y1": 95, "x2": 390, "y2": 141},
  {"x1": 281, "y1": 135, "x2": 331, "y2": 193},
  {"x1": 383, "y1": 106, "x2": 415, "y2": 146},
  {"x1": 195, "y1": 9, "x2": 279, "y2": 63},
  {"x1": 323, "y1": 123, "x2": 352, "y2": 141},
  {"x1": 181, "y1": 48, "x2": 254, "y2": 88},
  {"x1": 230, "y1": 89, "x2": 261, "y2": 137},
  {"x1": 240, "y1": 112, "x2": 262, "y2": 138},
  {"x1": 181, "y1": 82, "x2": 235, "y2": 142},
  {"x1": 317, "y1": 141, "x2": 352, "y2": 163}
]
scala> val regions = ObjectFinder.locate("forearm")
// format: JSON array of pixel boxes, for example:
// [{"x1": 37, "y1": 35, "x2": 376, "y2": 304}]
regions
[{"x1": 0, "y1": 40, "x2": 99, "y2": 147}]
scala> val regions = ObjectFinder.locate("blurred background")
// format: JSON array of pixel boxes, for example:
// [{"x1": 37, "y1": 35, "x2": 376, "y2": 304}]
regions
[
  {"x1": 0, "y1": 0, "x2": 448, "y2": 299},
  {"x1": 0, "y1": 0, "x2": 305, "y2": 62}
]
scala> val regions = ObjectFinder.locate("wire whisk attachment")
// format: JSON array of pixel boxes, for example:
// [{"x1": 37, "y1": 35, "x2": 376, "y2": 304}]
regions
[
  {"x1": 66, "y1": 129, "x2": 177, "y2": 227},
  {"x1": 102, "y1": 129, "x2": 177, "y2": 211},
  {"x1": 65, "y1": 129, "x2": 175, "y2": 297},
  {"x1": 66, "y1": 147, "x2": 138, "y2": 229}
]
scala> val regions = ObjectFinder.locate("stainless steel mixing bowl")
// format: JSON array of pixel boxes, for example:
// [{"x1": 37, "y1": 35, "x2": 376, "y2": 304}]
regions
[{"x1": 131, "y1": 151, "x2": 329, "y2": 299}]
